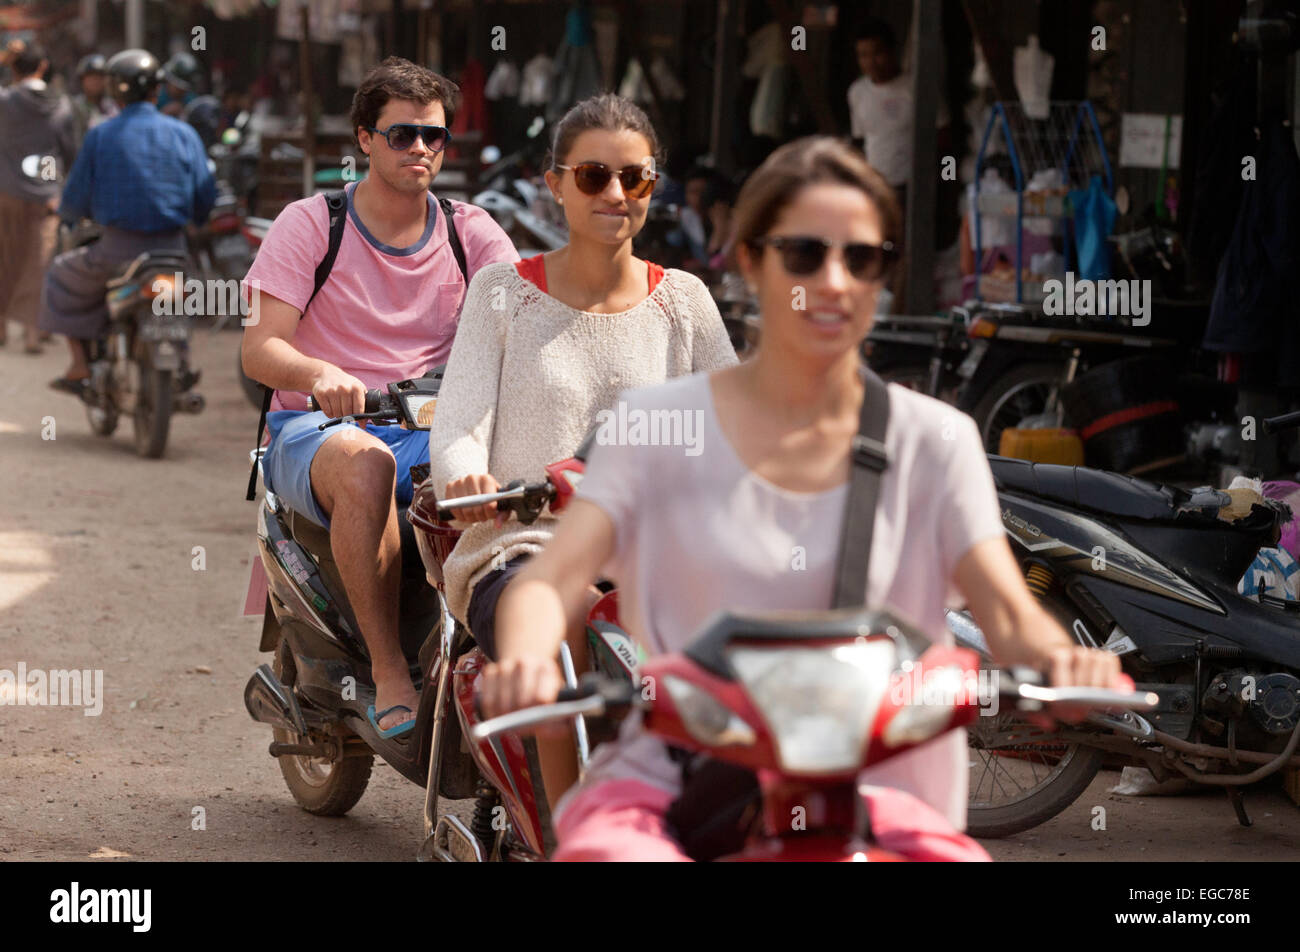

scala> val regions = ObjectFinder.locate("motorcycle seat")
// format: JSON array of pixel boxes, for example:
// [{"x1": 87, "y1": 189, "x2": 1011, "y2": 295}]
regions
[{"x1": 988, "y1": 456, "x2": 1183, "y2": 521}]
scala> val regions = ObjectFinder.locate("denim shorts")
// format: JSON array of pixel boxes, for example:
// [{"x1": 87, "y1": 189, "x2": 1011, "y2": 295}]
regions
[
  {"x1": 262, "y1": 409, "x2": 430, "y2": 529},
  {"x1": 466, "y1": 555, "x2": 532, "y2": 660}
]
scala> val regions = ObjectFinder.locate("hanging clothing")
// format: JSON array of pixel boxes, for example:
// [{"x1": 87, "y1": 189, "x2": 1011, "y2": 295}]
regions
[
  {"x1": 449, "y1": 58, "x2": 488, "y2": 154},
  {"x1": 1013, "y1": 35, "x2": 1054, "y2": 120},
  {"x1": 650, "y1": 56, "x2": 685, "y2": 101},
  {"x1": 743, "y1": 22, "x2": 788, "y2": 140},
  {"x1": 547, "y1": 5, "x2": 603, "y2": 126},
  {"x1": 1202, "y1": 120, "x2": 1300, "y2": 388},
  {"x1": 484, "y1": 61, "x2": 519, "y2": 101},
  {"x1": 519, "y1": 55, "x2": 554, "y2": 107}
]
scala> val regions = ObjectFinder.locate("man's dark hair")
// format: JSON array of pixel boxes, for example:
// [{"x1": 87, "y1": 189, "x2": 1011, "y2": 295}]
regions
[
  {"x1": 350, "y1": 56, "x2": 460, "y2": 146},
  {"x1": 12, "y1": 42, "x2": 47, "y2": 78},
  {"x1": 856, "y1": 17, "x2": 897, "y2": 51}
]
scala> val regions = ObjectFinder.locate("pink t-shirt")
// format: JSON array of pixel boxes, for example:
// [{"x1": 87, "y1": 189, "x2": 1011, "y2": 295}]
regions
[
  {"x1": 242, "y1": 181, "x2": 519, "y2": 411},
  {"x1": 565, "y1": 371, "x2": 1006, "y2": 830}
]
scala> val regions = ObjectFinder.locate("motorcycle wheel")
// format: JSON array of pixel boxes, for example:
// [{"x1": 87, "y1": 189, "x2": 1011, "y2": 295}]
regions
[
  {"x1": 85, "y1": 399, "x2": 119, "y2": 437},
  {"x1": 272, "y1": 639, "x2": 373, "y2": 817},
  {"x1": 964, "y1": 595, "x2": 1105, "y2": 838},
  {"x1": 132, "y1": 349, "x2": 173, "y2": 458},
  {"x1": 969, "y1": 361, "x2": 1066, "y2": 454},
  {"x1": 237, "y1": 349, "x2": 264, "y2": 409}
]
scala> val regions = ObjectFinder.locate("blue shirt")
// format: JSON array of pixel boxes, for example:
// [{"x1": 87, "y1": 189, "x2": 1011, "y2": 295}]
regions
[{"x1": 59, "y1": 101, "x2": 215, "y2": 233}]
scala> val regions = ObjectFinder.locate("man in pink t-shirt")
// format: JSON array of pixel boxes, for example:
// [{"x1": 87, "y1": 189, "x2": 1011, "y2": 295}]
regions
[{"x1": 241, "y1": 57, "x2": 518, "y2": 736}]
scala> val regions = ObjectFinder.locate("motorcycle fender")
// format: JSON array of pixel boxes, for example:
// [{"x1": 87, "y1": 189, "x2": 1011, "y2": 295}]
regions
[{"x1": 150, "y1": 340, "x2": 181, "y2": 371}]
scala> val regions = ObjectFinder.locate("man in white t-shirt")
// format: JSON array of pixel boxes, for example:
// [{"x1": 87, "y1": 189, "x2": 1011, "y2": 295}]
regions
[{"x1": 847, "y1": 19, "x2": 949, "y2": 211}]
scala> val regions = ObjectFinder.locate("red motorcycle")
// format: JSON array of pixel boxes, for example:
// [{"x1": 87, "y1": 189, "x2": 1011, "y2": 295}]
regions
[
  {"x1": 407, "y1": 435, "x2": 642, "y2": 861},
  {"x1": 470, "y1": 607, "x2": 1158, "y2": 861}
]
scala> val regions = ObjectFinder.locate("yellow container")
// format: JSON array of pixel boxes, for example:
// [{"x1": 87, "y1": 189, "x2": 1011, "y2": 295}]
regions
[{"x1": 998, "y1": 427, "x2": 1085, "y2": 465}]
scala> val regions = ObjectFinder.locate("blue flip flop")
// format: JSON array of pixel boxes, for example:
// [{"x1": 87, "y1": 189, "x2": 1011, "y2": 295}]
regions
[{"x1": 367, "y1": 704, "x2": 416, "y2": 739}]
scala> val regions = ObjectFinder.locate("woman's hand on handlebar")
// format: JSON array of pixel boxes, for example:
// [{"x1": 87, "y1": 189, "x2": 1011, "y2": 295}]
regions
[
  {"x1": 311, "y1": 364, "x2": 367, "y2": 420},
  {"x1": 479, "y1": 654, "x2": 567, "y2": 736},
  {"x1": 1033, "y1": 644, "x2": 1131, "y2": 725},
  {"x1": 444, "y1": 474, "x2": 501, "y2": 522}
]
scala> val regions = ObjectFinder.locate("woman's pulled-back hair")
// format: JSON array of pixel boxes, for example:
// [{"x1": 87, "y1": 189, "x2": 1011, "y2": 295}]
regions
[
  {"x1": 548, "y1": 93, "x2": 664, "y2": 170},
  {"x1": 732, "y1": 136, "x2": 902, "y2": 255}
]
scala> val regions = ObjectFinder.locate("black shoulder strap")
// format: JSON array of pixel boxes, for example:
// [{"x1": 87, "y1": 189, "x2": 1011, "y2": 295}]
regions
[
  {"x1": 245, "y1": 189, "x2": 349, "y2": 501},
  {"x1": 438, "y1": 196, "x2": 469, "y2": 285},
  {"x1": 831, "y1": 367, "x2": 891, "y2": 608}
]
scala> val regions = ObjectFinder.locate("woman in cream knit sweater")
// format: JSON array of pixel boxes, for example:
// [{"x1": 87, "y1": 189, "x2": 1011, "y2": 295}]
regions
[{"x1": 428, "y1": 94, "x2": 736, "y2": 659}]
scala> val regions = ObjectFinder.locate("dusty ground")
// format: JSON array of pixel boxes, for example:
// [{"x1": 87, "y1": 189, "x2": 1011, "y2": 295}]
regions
[{"x1": 0, "y1": 328, "x2": 1296, "y2": 862}]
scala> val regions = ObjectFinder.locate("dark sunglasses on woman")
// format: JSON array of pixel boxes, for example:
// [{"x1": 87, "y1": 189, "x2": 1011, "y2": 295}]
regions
[
  {"x1": 365, "y1": 123, "x2": 452, "y2": 153},
  {"x1": 555, "y1": 162, "x2": 659, "y2": 199},
  {"x1": 749, "y1": 235, "x2": 899, "y2": 282}
]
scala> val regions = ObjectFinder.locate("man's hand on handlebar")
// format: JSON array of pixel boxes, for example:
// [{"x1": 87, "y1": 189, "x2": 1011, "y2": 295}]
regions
[
  {"x1": 310, "y1": 365, "x2": 368, "y2": 421},
  {"x1": 444, "y1": 474, "x2": 502, "y2": 523}
]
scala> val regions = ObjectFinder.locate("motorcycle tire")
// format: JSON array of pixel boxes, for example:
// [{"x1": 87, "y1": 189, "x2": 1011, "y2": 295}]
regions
[
  {"x1": 132, "y1": 349, "x2": 173, "y2": 458},
  {"x1": 965, "y1": 595, "x2": 1105, "y2": 838},
  {"x1": 272, "y1": 639, "x2": 373, "y2": 817},
  {"x1": 85, "y1": 399, "x2": 119, "y2": 438},
  {"x1": 969, "y1": 361, "x2": 1067, "y2": 454}
]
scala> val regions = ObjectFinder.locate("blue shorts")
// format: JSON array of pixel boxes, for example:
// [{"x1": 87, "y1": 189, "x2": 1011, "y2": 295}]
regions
[{"x1": 262, "y1": 410, "x2": 430, "y2": 529}]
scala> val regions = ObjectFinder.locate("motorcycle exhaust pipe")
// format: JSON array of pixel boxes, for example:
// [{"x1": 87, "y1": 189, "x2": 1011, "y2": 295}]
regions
[
  {"x1": 173, "y1": 391, "x2": 205, "y2": 413},
  {"x1": 244, "y1": 664, "x2": 309, "y2": 735}
]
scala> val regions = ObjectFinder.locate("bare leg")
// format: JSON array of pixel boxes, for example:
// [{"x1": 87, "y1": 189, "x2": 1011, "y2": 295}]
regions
[
  {"x1": 310, "y1": 427, "x2": 416, "y2": 730},
  {"x1": 64, "y1": 338, "x2": 89, "y2": 379},
  {"x1": 535, "y1": 587, "x2": 602, "y2": 812}
]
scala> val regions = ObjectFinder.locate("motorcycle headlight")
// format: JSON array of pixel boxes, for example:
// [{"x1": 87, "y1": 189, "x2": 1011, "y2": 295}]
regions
[
  {"x1": 662, "y1": 674, "x2": 756, "y2": 748},
  {"x1": 727, "y1": 640, "x2": 895, "y2": 775},
  {"x1": 402, "y1": 394, "x2": 437, "y2": 429}
]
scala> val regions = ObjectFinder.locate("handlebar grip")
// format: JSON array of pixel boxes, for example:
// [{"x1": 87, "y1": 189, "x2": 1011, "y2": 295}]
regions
[
  {"x1": 1263, "y1": 410, "x2": 1300, "y2": 434},
  {"x1": 307, "y1": 389, "x2": 384, "y2": 415}
]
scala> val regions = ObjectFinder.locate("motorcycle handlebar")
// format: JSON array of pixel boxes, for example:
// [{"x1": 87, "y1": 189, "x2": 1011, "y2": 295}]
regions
[
  {"x1": 1263, "y1": 410, "x2": 1300, "y2": 434},
  {"x1": 307, "y1": 388, "x2": 386, "y2": 415},
  {"x1": 468, "y1": 670, "x2": 1157, "y2": 744}
]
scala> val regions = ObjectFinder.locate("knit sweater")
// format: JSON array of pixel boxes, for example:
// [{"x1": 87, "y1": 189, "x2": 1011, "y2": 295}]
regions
[{"x1": 427, "y1": 260, "x2": 738, "y2": 622}]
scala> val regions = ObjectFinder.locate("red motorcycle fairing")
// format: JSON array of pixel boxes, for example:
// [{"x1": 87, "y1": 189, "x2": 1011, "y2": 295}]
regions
[
  {"x1": 588, "y1": 589, "x2": 619, "y2": 625},
  {"x1": 453, "y1": 650, "x2": 549, "y2": 857},
  {"x1": 643, "y1": 639, "x2": 984, "y2": 781},
  {"x1": 544, "y1": 458, "x2": 586, "y2": 513}
]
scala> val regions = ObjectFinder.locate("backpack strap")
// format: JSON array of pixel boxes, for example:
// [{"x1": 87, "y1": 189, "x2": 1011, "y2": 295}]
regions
[
  {"x1": 245, "y1": 188, "x2": 348, "y2": 501},
  {"x1": 831, "y1": 367, "x2": 892, "y2": 608},
  {"x1": 438, "y1": 196, "x2": 469, "y2": 284}
]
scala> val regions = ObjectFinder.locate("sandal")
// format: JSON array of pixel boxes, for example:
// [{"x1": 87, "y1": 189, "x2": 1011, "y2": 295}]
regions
[
  {"x1": 366, "y1": 703, "x2": 416, "y2": 739},
  {"x1": 49, "y1": 376, "x2": 91, "y2": 396}
]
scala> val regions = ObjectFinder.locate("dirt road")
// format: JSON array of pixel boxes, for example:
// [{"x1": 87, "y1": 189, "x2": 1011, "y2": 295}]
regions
[{"x1": 1, "y1": 329, "x2": 1296, "y2": 861}]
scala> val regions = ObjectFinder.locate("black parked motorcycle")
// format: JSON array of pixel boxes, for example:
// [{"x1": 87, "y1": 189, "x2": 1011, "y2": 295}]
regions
[{"x1": 950, "y1": 411, "x2": 1300, "y2": 836}]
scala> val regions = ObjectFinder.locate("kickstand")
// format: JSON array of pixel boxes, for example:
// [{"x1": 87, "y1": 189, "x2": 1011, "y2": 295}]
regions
[{"x1": 1225, "y1": 787, "x2": 1252, "y2": 827}]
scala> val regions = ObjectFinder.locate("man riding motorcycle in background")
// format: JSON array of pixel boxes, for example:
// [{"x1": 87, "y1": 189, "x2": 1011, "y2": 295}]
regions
[
  {"x1": 69, "y1": 53, "x2": 118, "y2": 151},
  {"x1": 39, "y1": 48, "x2": 214, "y2": 396}
]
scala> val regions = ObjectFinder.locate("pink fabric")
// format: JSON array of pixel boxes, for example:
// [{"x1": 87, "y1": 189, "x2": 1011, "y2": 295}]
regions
[
  {"x1": 553, "y1": 779, "x2": 991, "y2": 862},
  {"x1": 858, "y1": 785, "x2": 991, "y2": 862},
  {"x1": 553, "y1": 779, "x2": 691, "y2": 862},
  {"x1": 242, "y1": 182, "x2": 519, "y2": 411}
]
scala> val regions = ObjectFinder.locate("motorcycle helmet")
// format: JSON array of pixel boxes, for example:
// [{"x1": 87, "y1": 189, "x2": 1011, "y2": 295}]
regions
[
  {"x1": 162, "y1": 51, "x2": 201, "y2": 92},
  {"x1": 106, "y1": 49, "x2": 163, "y2": 104},
  {"x1": 75, "y1": 53, "x2": 107, "y2": 78}
]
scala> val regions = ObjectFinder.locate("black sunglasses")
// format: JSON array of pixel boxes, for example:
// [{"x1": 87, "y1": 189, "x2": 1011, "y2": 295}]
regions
[
  {"x1": 554, "y1": 162, "x2": 659, "y2": 199},
  {"x1": 365, "y1": 123, "x2": 452, "y2": 153},
  {"x1": 749, "y1": 235, "x2": 899, "y2": 282}
]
